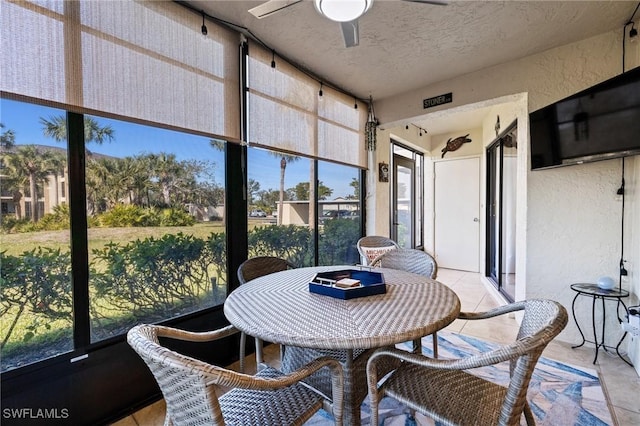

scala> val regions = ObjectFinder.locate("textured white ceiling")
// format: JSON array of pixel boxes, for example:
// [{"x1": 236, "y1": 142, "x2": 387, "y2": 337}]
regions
[{"x1": 186, "y1": 0, "x2": 635, "y2": 102}]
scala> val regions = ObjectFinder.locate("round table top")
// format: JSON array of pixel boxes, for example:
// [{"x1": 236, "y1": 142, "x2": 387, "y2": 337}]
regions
[
  {"x1": 224, "y1": 265, "x2": 461, "y2": 350},
  {"x1": 570, "y1": 283, "x2": 629, "y2": 298}
]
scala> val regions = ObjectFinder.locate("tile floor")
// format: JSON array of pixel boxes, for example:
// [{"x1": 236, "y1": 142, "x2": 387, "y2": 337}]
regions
[{"x1": 112, "y1": 269, "x2": 640, "y2": 426}]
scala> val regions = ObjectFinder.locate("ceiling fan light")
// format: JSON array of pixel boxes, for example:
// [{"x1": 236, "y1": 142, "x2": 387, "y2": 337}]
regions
[{"x1": 314, "y1": 0, "x2": 373, "y2": 22}]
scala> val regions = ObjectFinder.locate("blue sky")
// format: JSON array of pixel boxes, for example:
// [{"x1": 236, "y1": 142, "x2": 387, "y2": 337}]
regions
[{"x1": 1, "y1": 99, "x2": 357, "y2": 198}]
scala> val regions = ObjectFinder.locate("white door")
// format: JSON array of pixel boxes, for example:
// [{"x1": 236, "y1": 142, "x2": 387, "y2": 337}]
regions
[{"x1": 434, "y1": 157, "x2": 480, "y2": 272}]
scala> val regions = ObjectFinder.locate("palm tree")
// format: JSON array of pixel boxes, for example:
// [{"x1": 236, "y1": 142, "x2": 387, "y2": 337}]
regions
[
  {"x1": 114, "y1": 156, "x2": 142, "y2": 205},
  {"x1": 308, "y1": 162, "x2": 316, "y2": 230},
  {"x1": 0, "y1": 123, "x2": 20, "y2": 218},
  {"x1": 85, "y1": 158, "x2": 106, "y2": 214},
  {"x1": 131, "y1": 155, "x2": 153, "y2": 207},
  {"x1": 209, "y1": 139, "x2": 225, "y2": 152},
  {"x1": 348, "y1": 177, "x2": 360, "y2": 200},
  {"x1": 0, "y1": 123, "x2": 15, "y2": 151},
  {"x1": 147, "y1": 153, "x2": 178, "y2": 206},
  {"x1": 1, "y1": 146, "x2": 58, "y2": 222},
  {"x1": 40, "y1": 115, "x2": 114, "y2": 214},
  {"x1": 85, "y1": 157, "x2": 138, "y2": 211},
  {"x1": 40, "y1": 115, "x2": 114, "y2": 145},
  {"x1": 269, "y1": 152, "x2": 299, "y2": 225}
]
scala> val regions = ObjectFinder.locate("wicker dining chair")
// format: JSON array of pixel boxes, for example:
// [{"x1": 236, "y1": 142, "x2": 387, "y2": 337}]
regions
[
  {"x1": 366, "y1": 299, "x2": 568, "y2": 426},
  {"x1": 356, "y1": 235, "x2": 399, "y2": 266},
  {"x1": 127, "y1": 324, "x2": 344, "y2": 426},
  {"x1": 237, "y1": 256, "x2": 296, "y2": 372},
  {"x1": 370, "y1": 248, "x2": 439, "y2": 356}
]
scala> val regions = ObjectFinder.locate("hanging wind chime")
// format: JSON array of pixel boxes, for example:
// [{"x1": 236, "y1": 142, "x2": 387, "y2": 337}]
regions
[{"x1": 365, "y1": 96, "x2": 377, "y2": 151}]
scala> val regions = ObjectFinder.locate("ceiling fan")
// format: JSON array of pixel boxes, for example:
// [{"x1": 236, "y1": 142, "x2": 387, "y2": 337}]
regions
[{"x1": 248, "y1": 0, "x2": 448, "y2": 48}]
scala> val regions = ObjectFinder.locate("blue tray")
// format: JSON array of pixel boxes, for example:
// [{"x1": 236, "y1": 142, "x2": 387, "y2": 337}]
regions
[{"x1": 309, "y1": 269, "x2": 386, "y2": 300}]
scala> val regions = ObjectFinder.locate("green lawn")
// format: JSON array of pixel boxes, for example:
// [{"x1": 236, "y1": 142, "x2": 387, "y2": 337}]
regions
[
  {"x1": 1, "y1": 222, "x2": 227, "y2": 256},
  {"x1": 1, "y1": 221, "x2": 232, "y2": 371},
  {"x1": 0, "y1": 220, "x2": 280, "y2": 256}
]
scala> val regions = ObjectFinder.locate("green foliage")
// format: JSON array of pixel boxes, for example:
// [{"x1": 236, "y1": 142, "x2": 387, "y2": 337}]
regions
[
  {"x1": 97, "y1": 204, "x2": 194, "y2": 227},
  {"x1": 97, "y1": 204, "x2": 154, "y2": 227},
  {"x1": 1, "y1": 122, "x2": 16, "y2": 150},
  {"x1": 248, "y1": 225, "x2": 313, "y2": 267},
  {"x1": 0, "y1": 248, "x2": 72, "y2": 349},
  {"x1": 159, "y1": 207, "x2": 195, "y2": 226},
  {"x1": 318, "y1": 219, "x2": 360, "y2": 265},
  {"x1": 255, "y1": 189, "x2": 280, "y2": 214},
  {"x1": 0, "y1": 216, "x2": 31, "y2": 233},
  {"x1": 1, "y1": 222, "x2": 361, "y2": 369},
  {"x1": 91, "y1": 232, "x2": 219, "y2": 322},
  {"x1": 205, "y1": 231, "x2": 227, "y2": 281},
  {"x1": 287, "y1": 181, "x2": 333, "y2": 200},
  {"x1": 28, "y1": 203, "x2": 70, "y2": 231}
]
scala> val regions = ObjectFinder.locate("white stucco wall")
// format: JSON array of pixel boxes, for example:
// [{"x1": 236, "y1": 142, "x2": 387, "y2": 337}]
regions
[
  {"x1": 528, "y1": 159, "x2": 626, "y2": 345},
  {"x1": 371, "y1": 27, "x2": 640, "y2": 352},
  {"x1": 626, "y1": 156, "x2": 640, "y2": 374},
  {"x1": 376, "y1": 29, "x2": 638, "y2": 124}
]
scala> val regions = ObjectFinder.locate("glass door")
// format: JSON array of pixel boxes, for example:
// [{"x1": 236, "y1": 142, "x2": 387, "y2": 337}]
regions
[
  {"x1": 391, "y1": 142, "x2": 423, "y2": 249},
  {"x1": 487, "y1": 143, "x2": 500, "y2": 284},
  {"x1": 485, "y1": 122, "x2": 517, "y2": 301}
]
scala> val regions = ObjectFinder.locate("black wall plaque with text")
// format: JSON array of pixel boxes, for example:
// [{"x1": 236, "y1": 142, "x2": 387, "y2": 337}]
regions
[{"x1": 423, "y1": 92, "x2": 452, "y2": 109}]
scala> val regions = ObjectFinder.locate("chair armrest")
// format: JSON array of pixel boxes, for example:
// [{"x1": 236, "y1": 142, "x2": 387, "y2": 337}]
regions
[
  {"x1": 367, "y1": 337, "x2": 538, "y2": 379},
  {"x1": 154, "y1": 324, "x2": 239, "y2": 342},
  {"x1": 211, "y1": 355, "x2": 343, "y2": 392},
  {"x1": 145, "y1": 325, "x2": 344, "y2": 394},
  {"x1": 458, "y1": 301, "x2": 525, "y2": 320},
  {"x1": 205, "y1": 355, "x2": 344, "y2": 422}
]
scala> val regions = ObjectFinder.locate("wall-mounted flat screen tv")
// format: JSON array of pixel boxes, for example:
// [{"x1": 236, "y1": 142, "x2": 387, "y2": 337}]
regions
[{"x1": 529, "y1": 66, "x2": 640, "y2": 170}]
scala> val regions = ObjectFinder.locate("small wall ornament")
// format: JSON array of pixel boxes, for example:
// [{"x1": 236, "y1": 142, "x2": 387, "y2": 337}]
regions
[
  {"x1": 378, "y1": 162, "x2": 389, "y2": 182},
  {"x1": 441, "y1": 134, "x2": 472, "y2": 158},
  {"x1": 366, "y1": 95, "x2": 378, "y2": 151}
]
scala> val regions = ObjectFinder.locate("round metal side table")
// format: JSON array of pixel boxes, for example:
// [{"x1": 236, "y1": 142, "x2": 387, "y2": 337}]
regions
[{"x1": 570, "y1": 283, "x2": 631, "y2": 365}]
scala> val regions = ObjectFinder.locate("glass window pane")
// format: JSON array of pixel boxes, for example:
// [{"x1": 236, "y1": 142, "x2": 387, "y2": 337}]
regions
[
  {"x1": 395, "y1": 161, "x2": 413, "y2": 248},
  {"x1": 415, "y1": 153, "x2": 424, "y2": 247},
  {"x1": 2, "y1": 1, "x2": 240, "y2": 141},
  {"x1": 1, "y1": 99, "x2": 73, "y2": 372},
  {"x1": 247, "y1": 147, "x2": 313, "y2": 267},
  {"x1": 317, "y1": 162, "x2": 361, "y2": 265},
  {"x1": 247, "y1": 41, "x2": 367, "y2": 168},
  {"x1": 85, "y1": 116, "x2": 227, "y2": 342}
]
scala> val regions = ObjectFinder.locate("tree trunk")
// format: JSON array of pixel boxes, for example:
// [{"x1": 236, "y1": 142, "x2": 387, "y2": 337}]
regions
[
  {"x1": 12, "y1": 191, "x2": 22, "y2": 219},
  {"x1": 278, "y1": 157, "x2": 286, "y2": 226},
  {"x1": 162, "y1": 183, "x2": 171, "y2": 206},
  {"x1": 29, "y1": 174, "x2": 37, "y2": 222},
  {"x1": 1, "y1": 304, "x2": 25, "y2": 350},
  {"x1": 309, "y1": 161, "x2": 316, "y2": 231}
]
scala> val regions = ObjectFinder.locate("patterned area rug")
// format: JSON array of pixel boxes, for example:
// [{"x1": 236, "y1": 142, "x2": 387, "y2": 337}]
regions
[{"x1": 305, "y1": 331, "x2": 613, "y2": 425}]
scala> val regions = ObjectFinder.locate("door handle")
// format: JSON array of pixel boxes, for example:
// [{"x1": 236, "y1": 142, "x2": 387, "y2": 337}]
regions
[{"x1": 473, "y1": 218, "x2": 479, "y2": 222}]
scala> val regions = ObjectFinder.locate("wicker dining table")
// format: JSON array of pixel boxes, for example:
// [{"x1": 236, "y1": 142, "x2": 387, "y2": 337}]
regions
[{"x1": 223, "y1": 265, "x2": 461, "y2": 425}]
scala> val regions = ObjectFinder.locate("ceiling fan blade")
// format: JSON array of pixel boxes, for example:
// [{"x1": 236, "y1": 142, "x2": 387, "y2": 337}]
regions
[
  {"x1": 341, "y1": 20, "x2": 359, "y2": 48},
  {"x1": 248, "y1": 0, "x2": 303, "y2": 19},
  {"x1": 402, "y1": 0, "x2": 449, "y2": 5}
]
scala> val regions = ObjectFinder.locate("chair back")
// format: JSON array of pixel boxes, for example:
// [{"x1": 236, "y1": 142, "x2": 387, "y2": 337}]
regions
[
  {"x1": 237, "y1": 256, "x2": 296, "y2": 284},
  {"x1": 127, "y1": 324, "x2": 231, "y2": 425},
  {"x1": 501, "y1": 299, "x2": 568, "y2": 425},
  {"x1": 370, "y1": 248, "x2": 437, "y2": 279},
  {"x1": 356, "y1": 236, "x2": 399, "y2": 266}
]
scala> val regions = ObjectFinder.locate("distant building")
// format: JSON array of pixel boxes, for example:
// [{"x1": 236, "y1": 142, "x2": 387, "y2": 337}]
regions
[{"x1": 0, "y1": 145, "x2": 69, "y2": 221}]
